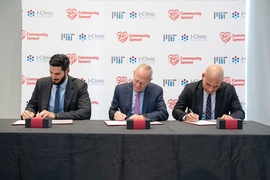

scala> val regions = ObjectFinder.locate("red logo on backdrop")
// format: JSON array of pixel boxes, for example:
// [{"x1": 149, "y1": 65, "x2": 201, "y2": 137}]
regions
[
  {"x1": 117, "y1": 31, "x2": 128, "y2": 43},
  {"x1": 66, "y1": 8, "x2": 77, "y2": 20},
  {"x1": 66, "y1": 53, "x2": 77, "y2": 65},
  {"x1": 116, "y1": 76, "x2": 132, "y2": 84},
  {"x1": 168, "y1": 99, "x2": 178, "y2": 110},
  {"x1": 168, "y1": 54, "x2": 180, "y2": 66},
  {"x1": 22, "y1": 30, "x2": 26, "y2": 40},
  {"x1": 22, "y1": 75, "x2": 26, "y2": 85},
  {"x1": 220, "y1": 32, "x2": 231, "y2": 43},
  {"x1": 223, "y1": 76, "x2": 231, "y2": 84},
  {"x1": 168, "y1": 9, "x2": 180, "y2": 21}
]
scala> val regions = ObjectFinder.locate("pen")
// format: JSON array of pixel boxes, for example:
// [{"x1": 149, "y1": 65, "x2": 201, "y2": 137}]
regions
[
  {"x1": 118, "y1": 108, "x2": 124, "y2": 116},
  {"x1": 189, "y1": 109, "x2": 194, "y2": 114}
]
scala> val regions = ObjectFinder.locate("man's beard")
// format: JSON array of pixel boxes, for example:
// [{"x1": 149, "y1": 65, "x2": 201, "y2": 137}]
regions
[{"x1": 52, "y1": 74, "x2": 66, "y2": 85}]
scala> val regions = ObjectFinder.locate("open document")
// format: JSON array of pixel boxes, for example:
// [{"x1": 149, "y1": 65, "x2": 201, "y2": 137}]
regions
[
  {"x1": 104, "y1": 121, "x2": 163, "y2": 126},
  {"x1": 12, "y1": 119, "x2": 73, "y2": 126},
  {"x1": 183, "y1": 120, "x2": 217, "y2": 126}
]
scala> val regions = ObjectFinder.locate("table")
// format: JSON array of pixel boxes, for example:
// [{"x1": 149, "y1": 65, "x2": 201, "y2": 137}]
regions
[{"x1": 0, "y1": 119, "x2": 270, "y2": 180}]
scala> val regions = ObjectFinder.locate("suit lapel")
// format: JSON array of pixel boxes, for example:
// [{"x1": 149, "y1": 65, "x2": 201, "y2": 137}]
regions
[
  {"x1": 64, "y1": 76, "x2": 74, "y2": 111},
  {"x1": 125, "y1": 83, "x2": 133, "y2": 117},
  {"x1": 142, "y1": 85, "x2": 151, "y2": 114},
  {"x1": 215, "y1": 84, "x2": 224, "y2": 118},
  {"x1": 42, "y1": 78, "x2": 52, "y2": 111},
  {"x1": 196, "y1": 82, "x2": 203, "y2": 117}
]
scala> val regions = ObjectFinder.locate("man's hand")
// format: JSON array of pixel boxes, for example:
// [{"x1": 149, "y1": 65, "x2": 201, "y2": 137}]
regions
[
  {"x1": 114, "y1": 111, "x2": 127, "y2": 121},
  {"x1": 185, "y1": 113, "x2": 199, "y2": 122},
  {"x1": 21, "y1": 110, "x2": 35, "y2": 120},
  {"x1": 37, "y1": 110, "x2": 56, "y2": 119},
  {"x1": 220, "y1": 114, "x2": 233, "y2": 119},
  {"x1": 128, "y1": 114, "x2": 145, "y2": 120}
]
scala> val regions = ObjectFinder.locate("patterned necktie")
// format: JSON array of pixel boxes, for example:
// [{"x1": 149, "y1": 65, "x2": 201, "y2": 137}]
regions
[
  {"x1": 134, "y1": 92, "x2": 140, "y2": 114},
  {"x1": 205, "y1": 94, "x2": 211, "y2": 120},
  {"x1": 54, "y1": 85, "x2": 60, "y2": 113}
]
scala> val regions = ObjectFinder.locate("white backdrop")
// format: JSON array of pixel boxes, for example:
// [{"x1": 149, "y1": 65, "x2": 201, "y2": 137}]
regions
[{"x1": 21, "y1": 0, "x2": 246, "y2": 120}]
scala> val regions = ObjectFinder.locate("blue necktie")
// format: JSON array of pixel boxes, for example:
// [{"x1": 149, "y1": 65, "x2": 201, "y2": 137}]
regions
[
  {"x1": 205, "y1": 94, "x2": 211, "y2": 119},
  {"x1": 54, "y1": 85, "x2": 60, "y2": 113}
]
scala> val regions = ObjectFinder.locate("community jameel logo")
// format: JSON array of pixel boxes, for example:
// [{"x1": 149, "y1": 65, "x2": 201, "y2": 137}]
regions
[
  {"x1": 168, "y1": 54, "x2": 180, "y2": 66},
  {"x1": 66, "y1": 53, "x2": 77, "y2": 65},
  {"x1": 167, "y1": 99, "x2": 178, "y2": 110},
  {"x1": 117, "y1": 31, "x2": 128, "y2": 43},
  {"x1": 168, "y1": 9, "x2": 180, "y2": 21},
  {"x1": 220, "y1": 32, "x2": 245, "y2": 43},
  {"x1": 22, "y1": 30, "x2": 26, "y2": 40},
  {"x1": 22, "y1": 75, "x2": 26, "y2": 85},
  {"x1": 22, "y1": 30, "x2": 48, "y2": 41},
  {"x1": 220, "y1": 32, "x2": 231, "y2": 43},
  {"x1": 223, "y1": 76, "x2": 245, "y2": 86},
  {"x1": 66, "y1": 8, "x2": 77, "y2": 20},
  {"x1": 66, "y1": 8, "x2": 99, "y2": 20},
  {"x1": 116, "y1": 76, "x2": 132, "y2": 85},
  {"x1": 116, "y1": 31, "x2": 150, "y2": 43}
]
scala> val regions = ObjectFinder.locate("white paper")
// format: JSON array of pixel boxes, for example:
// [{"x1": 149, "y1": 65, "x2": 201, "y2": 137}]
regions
[
  {"x1": 104, "y1": 120, "x2": 163, "y2": 126},
  {"x1": 184, "y1": 120, "x2": 216, "y2": 126},
  {"x1": 12, "y1": 119, "x2": 73, "y2": 125}
]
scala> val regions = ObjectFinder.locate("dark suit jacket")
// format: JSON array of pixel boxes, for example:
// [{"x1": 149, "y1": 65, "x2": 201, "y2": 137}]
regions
[
  {"x1": 25, "y1": 75, "x2": 91, "y2": 120},
  {"x1": 172, "y1": 80, "x2": 245, "y2": 121},
  {"x1": 109, "y1": 82, "x2": 169, "y2": 121}
]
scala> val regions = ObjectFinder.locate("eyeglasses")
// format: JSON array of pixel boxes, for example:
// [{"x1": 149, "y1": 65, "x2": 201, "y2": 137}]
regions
[{"x1": 133, "y1": 79, "x2": 148, "y2": 87}]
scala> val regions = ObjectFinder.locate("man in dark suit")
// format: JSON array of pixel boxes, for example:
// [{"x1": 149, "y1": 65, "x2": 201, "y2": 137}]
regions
[
  {"x1": 21, "y1": 54, "x2": 91, "y2": 120},
  {"x1": 172, "y1": 64, "x2": 245, "y2": 122},
  {"x1": 109, "y1": 64, "x2": 168, "y2": 121}
]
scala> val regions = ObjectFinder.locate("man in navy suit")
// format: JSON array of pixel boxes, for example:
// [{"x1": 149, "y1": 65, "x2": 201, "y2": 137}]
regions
[
  {"x1": 172, "y1": 64, "x2": 245, "y2": 122},
  {"x1": 109, "y1": 64, "x2": 169, "y2": 121},
  {"x1": 21, "y1": 54, "x2": 91, "y2": 120}
]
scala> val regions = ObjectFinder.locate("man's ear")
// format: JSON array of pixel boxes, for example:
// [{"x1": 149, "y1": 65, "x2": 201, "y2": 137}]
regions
[{"x1": 66, "y1": 67, "x2": 70, "y2": 74}]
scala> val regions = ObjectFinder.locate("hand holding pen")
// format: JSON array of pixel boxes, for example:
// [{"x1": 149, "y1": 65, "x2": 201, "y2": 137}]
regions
[
  {"x1": 114, "y1": 108, "x2": 127, "y2": 121},
  {"x1": 185, "y1": 109, "x2": 199, "y2": 122}
]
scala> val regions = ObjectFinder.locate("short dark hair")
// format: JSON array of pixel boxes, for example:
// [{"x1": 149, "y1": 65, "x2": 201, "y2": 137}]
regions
[{"x1": 49, "y1": 54, "x2": 70, "y2": 71}]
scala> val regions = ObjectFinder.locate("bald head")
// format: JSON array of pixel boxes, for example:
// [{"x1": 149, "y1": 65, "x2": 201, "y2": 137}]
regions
[
  {"x1": 202, "y1": 64, "x2": 224, "y2": 94},
  {"x1": 204, "y1": 64, "x2": 224, "y2": 82}
]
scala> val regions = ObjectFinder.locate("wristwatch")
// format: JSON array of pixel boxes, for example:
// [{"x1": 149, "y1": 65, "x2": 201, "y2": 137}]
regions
[{"x1": 54, "y1": 113, "x2": 59, "y2": 119}]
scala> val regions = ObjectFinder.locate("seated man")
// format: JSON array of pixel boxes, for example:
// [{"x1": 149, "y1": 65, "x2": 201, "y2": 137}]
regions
[
  {"x1": 172, "y1": 64, "x2": 245, "y2": 122},
  {"x1": 21, "y1": 54, "x2": 91, "y2": 120},
  {"x1": 109, "y1": 64, "x2": 169, "y2": 121}
]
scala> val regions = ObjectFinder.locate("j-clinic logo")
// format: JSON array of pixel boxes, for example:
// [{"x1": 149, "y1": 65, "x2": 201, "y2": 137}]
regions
[
  {"x1": 129, "y1": 56, "x2": 137, "y2": 64},
  {"x1": 168, "y1": 99, "x2": 178, "y2": 110},
  {"x1": 220, "y1": 32, "x2": 231, "y2": 43},
  {"x1": 116, "y1": 76, "x2": 132, "y2": 85},
  {"x1": 79, "y1": 33, "x2": 87, "y2": 41},
  {"x1": 168, "y1": 54, "x2": 180, "y2": 66},
  {"x1": 168, "y1": 9, "x2": 180, "y2": 21},
  {"x1": 27, "y1": 55, "x2": 35, "y2": 63},
  {"x1": 66, "y1": 8, "x2": 77, "y2": 20},
  {"x1": 66, "y1": 53, "x2": 77, "y2": 65},
  {"x1": 130, "y1": 11, "x2": 137, "y2": 19},
  {"x1": 232, "y1": 56, "x2": 240, "y2": 64},
  {"x1": 232, "y1": 11, "x2": 240, "y2": 19},
  {"x1": 181, "y1": 34, "x2": 189, "y2": 42},
  {"x1": 117, "y1": 31, "x2": 128, "y2": 43},
  {"x1": 181, "y1": 79, "x2": 189, "y2": 86},
  {"x1": 27, "y1": 10, "x2": 35, "y2": 17}
]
